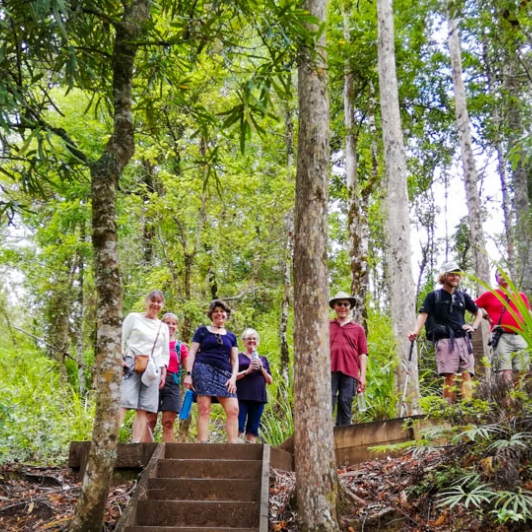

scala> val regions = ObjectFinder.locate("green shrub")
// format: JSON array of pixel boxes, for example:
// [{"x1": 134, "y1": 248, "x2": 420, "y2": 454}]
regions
[{"x1": 0, "y1": 341, "x2": 94, "y2": 464}]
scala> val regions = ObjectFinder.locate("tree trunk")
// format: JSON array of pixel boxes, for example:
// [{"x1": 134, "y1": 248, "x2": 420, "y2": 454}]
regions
[
  {"x1": 342, "y1": 7, "x2": 369, "y2": 329},
  {"x1": 503, "y1": 47, "x2": 532, "y2": 292},
  {"x1": 446, "y1": 1, "x2": 490, "y2": 290},
  {"x1": 293, "y1": 0, "x2": 341, "y2": 529},
  {"x1": 75, "y1": 230, "x2": 87, "y2": 397},
  {"x1": 377, "y1": 0, "x2": 420, "y2": 415},
  {"x1": 480, "y1": 34, "x2": 515, "y2": 273},
  {"x1": 280, "y1": 107, "x2": 294, "y2": 391},
  {"x1": 68, "y1": 2, "x2": 150, "y2": 530}
]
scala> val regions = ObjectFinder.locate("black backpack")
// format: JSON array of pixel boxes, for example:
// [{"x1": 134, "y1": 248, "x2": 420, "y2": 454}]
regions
[{"x1": 424, "y1": 289, "x2": 465, "y2": 341}]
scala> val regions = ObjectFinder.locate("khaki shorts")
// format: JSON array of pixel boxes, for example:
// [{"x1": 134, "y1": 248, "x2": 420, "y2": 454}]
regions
[
  {"x1": 493, "y1": 333, "x2": 529, "y2": 372},
  {"x1": 435, "y1": 337, "x2": 475, "y2": 376}
]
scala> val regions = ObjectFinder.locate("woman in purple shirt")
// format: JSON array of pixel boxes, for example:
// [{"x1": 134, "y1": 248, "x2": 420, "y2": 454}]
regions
[{"x1": 235, "y1": 328, "x2": 273, "y2": 443}]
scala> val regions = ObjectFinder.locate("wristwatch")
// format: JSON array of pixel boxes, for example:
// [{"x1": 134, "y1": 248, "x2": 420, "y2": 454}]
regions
[{"x1": 186, "y1": 371, "x2": 192, "y2": 376}]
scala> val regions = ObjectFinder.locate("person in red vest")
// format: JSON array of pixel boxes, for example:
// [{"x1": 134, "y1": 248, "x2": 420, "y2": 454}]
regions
[{"x1": 475, "y1": 270, "x2": 531, "y2": 385}]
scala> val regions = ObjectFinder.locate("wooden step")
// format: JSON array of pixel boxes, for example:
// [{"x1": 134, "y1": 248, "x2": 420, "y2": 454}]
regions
[
  {"x1": 147, "y1": 477, "x2": 260, "y2": 501},
  {"x1": 135, "y1": 500, "x2": 259, "y2": 528},
  {"x1": 164, "y1": 442, "x2": 263, "y2": 461},
  {"x1": 156, "y1": 458, "x2": 262, "y2": 479}
]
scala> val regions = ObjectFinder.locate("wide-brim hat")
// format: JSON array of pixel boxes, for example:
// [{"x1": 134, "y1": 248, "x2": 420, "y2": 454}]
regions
[{"x1": 329, "y1": 291, "x2": 356, "y2": 309}]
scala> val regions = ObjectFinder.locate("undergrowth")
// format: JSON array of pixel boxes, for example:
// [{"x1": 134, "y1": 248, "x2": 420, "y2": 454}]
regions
[
  {"x1": 410, "y1": 378, "x2": 532, "y2": 530},
  {"x1": 0, "y1": 341, "x2": 94, "y2": 464}
]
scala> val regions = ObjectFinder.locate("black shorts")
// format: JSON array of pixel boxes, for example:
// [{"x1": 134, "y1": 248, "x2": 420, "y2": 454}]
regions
[{"x1": 158, "y1": 373, "x2": 182, "y2": 413}]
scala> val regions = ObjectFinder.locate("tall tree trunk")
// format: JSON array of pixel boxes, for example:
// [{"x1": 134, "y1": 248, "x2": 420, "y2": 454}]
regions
[
  {"x1": 293, "y1": 0, "x2": 341, "y2": 528},
  {"x1": 280, "y1": 107, "x2": 294, "y2": 391},
  {"x1": 69, "y1": 2, "x2": 150, "y2": 530},
  {"x1": 480, "y1": 34, "x2": 515, "y2": 271},
  {"x1": 503, "y1": 48, "x2": 532, "y2": 292},
  {"x1": 141, "y1": 158, "x2": 156, "y2": 265},
  {"x1": 75, "y1": 228, "x2": 86, "y2": 397},
  {"x1": 377, "y1": 0, "x2": 420, "y2": 415},
  {"x1": 343, "y1": 6, "x2": 369, "y2": 328},
  {"x1": 446, "y1": 0, "x2": 490, "y2": 290}
]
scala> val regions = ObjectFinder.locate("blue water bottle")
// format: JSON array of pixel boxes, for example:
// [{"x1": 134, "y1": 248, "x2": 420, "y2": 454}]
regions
[{"x1": 179, "y1": 389, "x2": 194, "y2": 420}]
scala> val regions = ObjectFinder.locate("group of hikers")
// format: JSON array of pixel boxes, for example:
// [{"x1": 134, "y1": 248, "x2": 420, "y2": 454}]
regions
[
  {"x1": 408, "y1": 261, "x2": 530, "y2": 405},
  {"x1": 120, "y1": 261, "x2": 530, "y2": 442},
  {"x1": 120, "y1": 293, "x2": 272, "y2": 443},
  {"x1": 331, "y1": 261, "x2": 531, "y2": 426}
]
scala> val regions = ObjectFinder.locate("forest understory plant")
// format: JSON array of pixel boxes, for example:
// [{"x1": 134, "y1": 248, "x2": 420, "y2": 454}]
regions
[{"x1": 412, "y1": 377, "x2": 532, "y2": 529}]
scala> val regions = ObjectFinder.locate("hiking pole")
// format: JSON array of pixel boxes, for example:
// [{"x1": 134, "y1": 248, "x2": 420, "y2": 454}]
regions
[{"x1": 400, "y1": 340, "x2": 415, "y2": 418}]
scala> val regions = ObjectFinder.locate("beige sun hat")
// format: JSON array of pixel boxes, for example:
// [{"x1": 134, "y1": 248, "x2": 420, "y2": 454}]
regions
[
  {"x1": 440, "y1": 261, "x2": 463, "y2": 275},
  {"x1": 328, "y1": 291, "x2": 356, "y2": 309}
]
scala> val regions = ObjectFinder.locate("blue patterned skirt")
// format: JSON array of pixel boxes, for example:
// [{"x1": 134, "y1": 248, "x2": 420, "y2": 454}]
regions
[{"x1": 192, "y1": 361, "x2": 236, "y2": 398}]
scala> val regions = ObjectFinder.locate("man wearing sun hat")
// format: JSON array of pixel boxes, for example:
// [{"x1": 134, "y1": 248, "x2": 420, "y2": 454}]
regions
[
  {"x1": 329, "y1": 291, "x2": 368, "y2": 426},
  {"x1": 408, "y1": 261, "x2": 482, "y2": 404}
]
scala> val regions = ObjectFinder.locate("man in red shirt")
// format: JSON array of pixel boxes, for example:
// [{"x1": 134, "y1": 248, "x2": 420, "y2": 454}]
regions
[
  {"x1": 329, "y1": 291, "x2": 368, "y2": 426},
  {"x1": 475, "y1": 270, "x2": 531, "y2": 384}
]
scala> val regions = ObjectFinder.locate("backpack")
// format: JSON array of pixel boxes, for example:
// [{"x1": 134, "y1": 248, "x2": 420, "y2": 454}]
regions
[{"x1": 424, "y1": 289, "x2": 465, "y2": 341}]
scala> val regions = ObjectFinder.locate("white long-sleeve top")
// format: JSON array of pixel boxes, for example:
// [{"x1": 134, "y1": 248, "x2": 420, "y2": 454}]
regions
[{"x1": 122, "y1": 312, "x2": 170, "y2": 368}]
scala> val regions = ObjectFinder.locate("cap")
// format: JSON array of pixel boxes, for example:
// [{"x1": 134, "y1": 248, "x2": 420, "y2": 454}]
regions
[
  {"x1": 440, "y1": 261, "x2": 463, "y2": 275},
  {"x1": 329, "y1": 291, "x2": 357, "y2": 309}
]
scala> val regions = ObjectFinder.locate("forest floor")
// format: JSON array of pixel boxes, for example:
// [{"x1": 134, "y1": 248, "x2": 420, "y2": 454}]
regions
[{"x1": 0, "y1": 451, "x2": 525, "y2": 531}]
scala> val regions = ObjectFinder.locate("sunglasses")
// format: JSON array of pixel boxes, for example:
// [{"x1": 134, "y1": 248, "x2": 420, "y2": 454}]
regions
[
  {"x1": 335, "y1": 302, "x2": 351, "y2": 308},
  {"x1": 215, "y1": 333, "x2": 223, "y2": 345}
]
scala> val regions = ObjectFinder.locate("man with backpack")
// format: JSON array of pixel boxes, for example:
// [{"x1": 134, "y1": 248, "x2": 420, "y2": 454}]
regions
[{"x1": 408, "y1": 261, "x2": 482, "y2": 404}]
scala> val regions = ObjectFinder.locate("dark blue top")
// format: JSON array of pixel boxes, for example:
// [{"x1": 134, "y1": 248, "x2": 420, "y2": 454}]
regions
[
  {"x1": 236, "y1": 352, "x2": 271, "y2": 403},
  {"x1": 193, "y1": 325, "x2": 238, "y2": 372}
]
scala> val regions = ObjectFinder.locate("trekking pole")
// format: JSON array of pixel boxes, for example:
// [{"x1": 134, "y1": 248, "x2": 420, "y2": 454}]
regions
[{"x1": 400, "y1": 340, "x2": 415, "y2": 418}]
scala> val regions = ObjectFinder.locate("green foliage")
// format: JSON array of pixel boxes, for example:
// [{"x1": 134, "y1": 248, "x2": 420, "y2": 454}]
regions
[
  {"x1": 359, "y1": 305, "x2": 398, "y2": 421},
  {"x1": 438, "y1": 473, "x2": 495, "y2": 509},
  {"x1": 491, "y1": 489, "x2": 532, "y2": 524},
  {"x1": 260, "y1": 386, "x2": 294, "y2": 446},
  {"x1": 0, "y1": 338, "x2": 94, "y2": 464},
  {"x1": 411, "y1": 379, "x2": 532, "y2": 528}
]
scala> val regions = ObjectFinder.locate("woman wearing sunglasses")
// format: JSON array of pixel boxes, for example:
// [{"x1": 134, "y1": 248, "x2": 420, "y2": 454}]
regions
[{"x1": 184, "y1": 299, "x2": 239, "y2": 443}]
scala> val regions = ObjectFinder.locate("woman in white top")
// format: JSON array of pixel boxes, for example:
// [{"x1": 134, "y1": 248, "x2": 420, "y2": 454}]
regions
[{"x1": 120, "y1": 290, "x2": 170, "y2": 442}]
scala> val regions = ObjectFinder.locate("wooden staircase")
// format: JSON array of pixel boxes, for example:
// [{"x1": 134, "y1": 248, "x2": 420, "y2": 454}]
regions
[{"x1": 117, "y1": 443, "x2": 270, "y2": 532}]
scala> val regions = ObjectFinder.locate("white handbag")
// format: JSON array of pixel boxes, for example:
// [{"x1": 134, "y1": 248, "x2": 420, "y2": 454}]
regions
[
  {"x1": 141, "y1": 357, "x2": 160, "y2": 386},
  {"x1": 141, "y1": 322, "x2": 162, "y2": 386}
]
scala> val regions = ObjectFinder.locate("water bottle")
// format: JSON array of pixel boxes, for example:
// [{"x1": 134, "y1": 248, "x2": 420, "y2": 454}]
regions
[
  {"x1": 179, "y1": 389, "x2": 194, "y2": 420},
  {"x1": 251, "y1": 350, "x2": 259, "y2": 361},
  {"x1": 357, "y1": 392, "x2": 367, "y2": 413}
]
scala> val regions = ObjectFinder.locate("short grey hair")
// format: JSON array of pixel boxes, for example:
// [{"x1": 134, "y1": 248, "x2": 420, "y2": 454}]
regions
[{"x1": 241, "y1": 328, "x2": 260, "y2": 343}]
